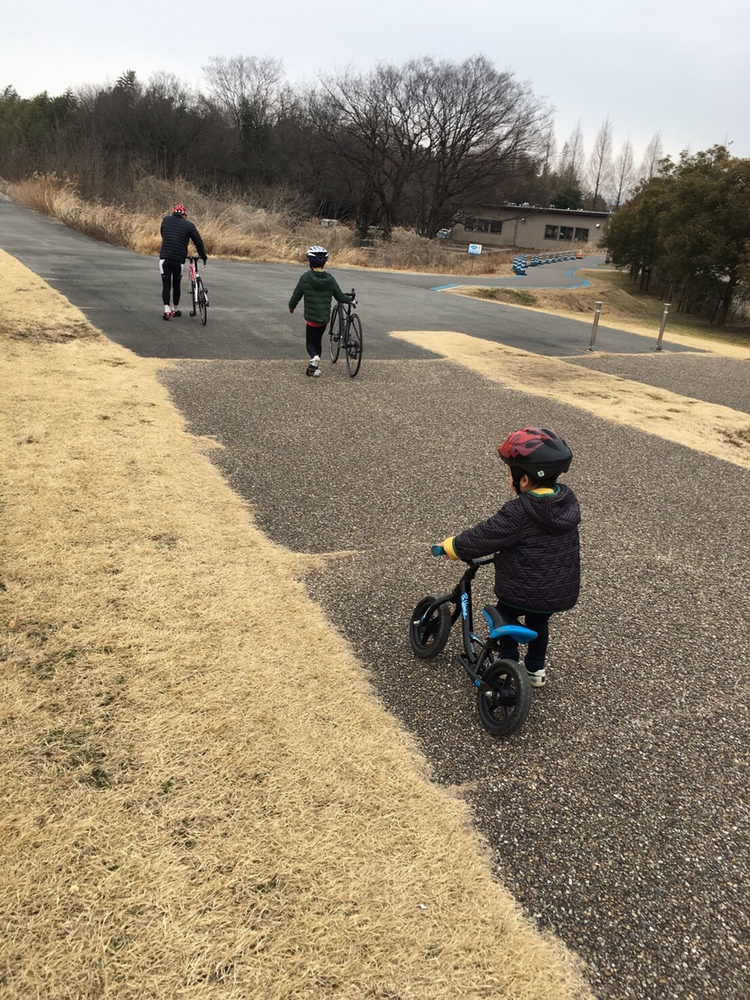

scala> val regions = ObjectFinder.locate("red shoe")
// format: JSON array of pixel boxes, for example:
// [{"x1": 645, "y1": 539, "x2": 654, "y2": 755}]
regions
[{"x1": 163, "y1": 312, "x2": 171, "y2": 321}]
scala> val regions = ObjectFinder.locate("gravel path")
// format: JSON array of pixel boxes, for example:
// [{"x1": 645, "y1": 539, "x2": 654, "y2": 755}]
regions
[{"x1": 162, "y1": 352, "x2": 750, "y2": 1000}]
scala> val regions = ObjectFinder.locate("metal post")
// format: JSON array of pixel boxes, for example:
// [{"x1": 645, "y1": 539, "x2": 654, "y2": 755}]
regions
[
  {"x1": 588, "y1": 301, "x2": 603, "y2": 351},
  {"x1": 654, "y1": 303, "x2": 670, "y2": 351}
]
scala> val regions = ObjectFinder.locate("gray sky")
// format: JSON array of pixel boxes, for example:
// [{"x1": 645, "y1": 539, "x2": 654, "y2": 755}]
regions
[{"x1": 2, "y1": 0, "x2": 748, "y2": 166}]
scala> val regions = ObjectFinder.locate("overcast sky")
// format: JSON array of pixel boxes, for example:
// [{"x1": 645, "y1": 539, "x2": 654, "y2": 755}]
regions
[{"x1": 2, "y1": 0, "x2": 748, "y2": 166}]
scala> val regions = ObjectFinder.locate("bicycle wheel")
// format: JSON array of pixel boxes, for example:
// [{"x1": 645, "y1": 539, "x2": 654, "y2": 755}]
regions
[
  {"x1": 476, "y1": 658, "x2": 532, "y2": 737},
  {"x1": 197, "y1": 278, "x2": 208, "y2": 326},
  {"x1": 409, "y1": 596, "x2": 451, "y2": 659},
  {"x1": 189, "y1": 278, "x2": 197, "y2": 317},
  {"x1": 329, "y1": 304, "x2": 343, "y2": 362},
  {"x1": 345, "y1": 312, "x2": 362, "y2": 377}
]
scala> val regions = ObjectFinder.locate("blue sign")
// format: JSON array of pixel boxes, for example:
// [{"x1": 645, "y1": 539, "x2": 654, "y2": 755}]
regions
[{"x1": 468, "y1": 243, "x2": 483, "y2": 255}]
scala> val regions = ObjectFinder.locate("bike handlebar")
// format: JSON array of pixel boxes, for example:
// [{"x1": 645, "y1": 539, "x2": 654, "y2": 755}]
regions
[{"x1": 431, "y1": 544, "x2": 493, "y2": 567}]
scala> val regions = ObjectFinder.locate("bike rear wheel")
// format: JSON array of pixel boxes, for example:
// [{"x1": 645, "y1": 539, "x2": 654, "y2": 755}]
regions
[
  {"x1": 409, "y1": 596, "x2": 451, "y2": 658},
  {"x1": 197, "y1": 278, "x2": 208, "y2": 326},
  {"x1": 189, "y1": 278, "x2": 197, "y2": 317},
  {"x1": 345, "y1": 313, "x2": 362, "y2": 377},
  {"x1": 476, "y1": 658, "x2": 532, "y2": 737},
  {"x1": 329, "y1": 304, "x2": 343, "y2": 362}
]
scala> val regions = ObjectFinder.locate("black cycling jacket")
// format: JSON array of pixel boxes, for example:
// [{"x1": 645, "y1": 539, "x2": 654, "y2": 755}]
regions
[{"x1": 159, "y1": 215, "x2": 206, "y2": 263}]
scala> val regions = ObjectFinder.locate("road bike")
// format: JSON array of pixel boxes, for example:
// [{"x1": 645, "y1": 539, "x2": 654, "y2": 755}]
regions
[
  {"x1": 409, "y1": 547, "x2": 535, "y2": 736},
  {"x1": 187, "y1": 256, "x2": 208, "y2": 326},
  {"x1": 328, "y1": 289, "x2": 362, "y2": 377}
]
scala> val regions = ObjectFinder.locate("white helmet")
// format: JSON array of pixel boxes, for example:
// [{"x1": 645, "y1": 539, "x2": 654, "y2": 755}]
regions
[{"x1": 306, "y1": 245, "x2": 329, "y2": 265}]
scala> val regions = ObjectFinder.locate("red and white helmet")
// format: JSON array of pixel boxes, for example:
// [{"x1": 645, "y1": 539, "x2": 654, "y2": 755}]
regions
[{"x1": 172, "y1": 204, "x2": 187, "y2": 217}]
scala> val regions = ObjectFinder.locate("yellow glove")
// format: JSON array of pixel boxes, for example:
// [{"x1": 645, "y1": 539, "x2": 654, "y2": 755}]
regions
[{"x1": 440, "y1": 537, "x2": 460, "y2": 560}]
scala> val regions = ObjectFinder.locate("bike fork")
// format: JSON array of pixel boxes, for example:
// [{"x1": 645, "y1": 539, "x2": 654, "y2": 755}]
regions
[{"x1": 457, "y1": 589, "x2": 485, "y2": 689}]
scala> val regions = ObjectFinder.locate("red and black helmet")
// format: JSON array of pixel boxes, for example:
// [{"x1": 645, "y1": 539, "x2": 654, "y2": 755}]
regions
[
  {"x1": 498, "y1": 427, "x2": 573, "y2": 479},
  {"x1": 172, "y1": 204, "x2": 187, "y2": 217}
]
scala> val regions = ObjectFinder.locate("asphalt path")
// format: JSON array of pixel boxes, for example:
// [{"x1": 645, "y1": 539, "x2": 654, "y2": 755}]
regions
[
  {"x1": 0, "y1": 195, "x2": 696, "y2": 361},
  {"x1": 4, "y1": 196, "x2": 750, "y2": 1000}
]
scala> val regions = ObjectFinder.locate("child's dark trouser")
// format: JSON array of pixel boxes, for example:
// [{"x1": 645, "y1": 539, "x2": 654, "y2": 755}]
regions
[
  {"x1": 305, "y1": 321, "x2": 326, "y2": 359},
  {"x1": 161, "y1": 258, "x2": 183, "y2": 306},
  {"x1": 495, "y1": 602, "x2": 552, "y2": 672}
]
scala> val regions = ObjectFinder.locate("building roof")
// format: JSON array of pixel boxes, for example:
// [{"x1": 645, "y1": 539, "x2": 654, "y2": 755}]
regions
[{"x1": 477, "y1": 203, "x2": 610, "y2": 218}]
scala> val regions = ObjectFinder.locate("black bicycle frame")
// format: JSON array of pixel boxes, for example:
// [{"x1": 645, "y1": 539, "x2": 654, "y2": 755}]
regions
[
  {"x1": 431, "y1": 557, "x2": 497, "y2": 690},
  {"x1": 422, "y1": 553, "x2": 539, "y2": 696}
]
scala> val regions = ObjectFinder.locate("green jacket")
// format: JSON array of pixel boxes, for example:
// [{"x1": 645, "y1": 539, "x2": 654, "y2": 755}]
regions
[{"x1": 288, "y1": 268, "x2": 353, "y2": 324}]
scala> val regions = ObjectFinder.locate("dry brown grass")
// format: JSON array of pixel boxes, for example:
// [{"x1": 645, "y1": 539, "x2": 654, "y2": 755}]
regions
[
  {"x1": 0, "y1": 249, "x2": 593, "y2": 998},
  {"x1": 456, "y1": 269, "x2": 750, "y2": 349},
  {"x1": 5, "y1": 174, "x2": 515, "y2": 276}
]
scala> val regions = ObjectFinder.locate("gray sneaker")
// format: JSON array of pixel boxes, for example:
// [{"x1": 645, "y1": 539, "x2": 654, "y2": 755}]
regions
[{"x1": 527, "y1": 667, "x2": 547, "y2": 688}]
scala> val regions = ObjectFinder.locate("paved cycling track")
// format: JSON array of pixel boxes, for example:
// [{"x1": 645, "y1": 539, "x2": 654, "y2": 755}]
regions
[
  {"x1": 0, "y1": 196, "x2": 695, "y2": 361},
  {"x1": 3, "y1": 196, "x2": 750, "y2": 1000}
]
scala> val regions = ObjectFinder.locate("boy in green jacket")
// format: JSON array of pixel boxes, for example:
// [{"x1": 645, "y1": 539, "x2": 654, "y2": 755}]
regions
[{"x1": 288, "y1": 245, "x2": 355, "y2": 377}]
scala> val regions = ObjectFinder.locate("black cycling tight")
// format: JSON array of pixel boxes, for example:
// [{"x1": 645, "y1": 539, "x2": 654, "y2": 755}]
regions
[{"x1": 160, "y1": 258, "x2": 183, "y2": 307}]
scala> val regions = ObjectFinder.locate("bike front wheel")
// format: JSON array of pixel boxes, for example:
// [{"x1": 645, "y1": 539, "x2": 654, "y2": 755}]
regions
[
  {"x1": 189, "y1": 278, "x2": 197, "y2": 317},
  {"x1": 345, "y1": 312, "x2": 362, "y2": 377},
  {"x1": 329, "y1": 304, "x2": 343, "y2": 362},
  {"x1": 197, "y1": 278, "x2": 208, "y2": 326},
  {"x1": 476, "y1": 659, "x2": 532, "y2": 737},
  {"x1": 409, "y1": 596, "x2": 451, "y2": 658}
]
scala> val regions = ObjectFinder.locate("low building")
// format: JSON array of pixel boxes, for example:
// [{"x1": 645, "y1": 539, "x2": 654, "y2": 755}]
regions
[{"x1": 451, "y1": 204, "x2": 609, "y2": 251}]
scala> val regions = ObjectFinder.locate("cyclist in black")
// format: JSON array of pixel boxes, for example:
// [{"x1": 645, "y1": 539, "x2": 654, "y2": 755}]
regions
[{"x1": 159, "y1": 204, "x2": 207, "y2": 320}]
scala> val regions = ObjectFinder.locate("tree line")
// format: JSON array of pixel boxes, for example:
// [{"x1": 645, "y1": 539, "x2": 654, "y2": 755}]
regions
[
  {"x1": 605, "y1": 146, "x2": 750, "y2": 325},
  {"x1": 0, "y1": 55, "x2": 661, "y2": 237}
]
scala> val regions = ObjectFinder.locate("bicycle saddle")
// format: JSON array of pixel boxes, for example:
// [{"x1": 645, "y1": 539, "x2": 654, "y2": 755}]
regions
[{"x1": 482, "y1": 605, "x2": 538, "y2": 643}]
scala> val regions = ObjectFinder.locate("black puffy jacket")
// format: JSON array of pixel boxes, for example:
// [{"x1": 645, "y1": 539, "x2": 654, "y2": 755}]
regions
[
  {"x1": 452, "y1": 485, "x2": 581, "y2": 613},
  {"x1": 159, "y1": 214, "x2": 206, "y2": 263}
]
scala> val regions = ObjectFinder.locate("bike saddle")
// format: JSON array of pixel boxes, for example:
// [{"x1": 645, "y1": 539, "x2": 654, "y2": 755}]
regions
[{"x1": 481, "y1": 605, "x2": 538, "y2": 643}]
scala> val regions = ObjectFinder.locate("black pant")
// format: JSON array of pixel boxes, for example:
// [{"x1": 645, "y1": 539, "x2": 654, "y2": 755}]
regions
[
  {"x1": 496, "y1": 602, "x2": 552, "y2": 672},
  {"x1": 305, "y1": 322, "x2": 326, "y2": 359},
  {"x1": 161, "y1": 258, "x2": 183, "y2": 307}
]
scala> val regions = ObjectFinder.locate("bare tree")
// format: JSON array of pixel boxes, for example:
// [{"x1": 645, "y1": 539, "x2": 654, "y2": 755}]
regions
[
  {"x1": 558, "y1": 121, "x2": 585, "y2": 187},
  {"x1": 587, "y1": 117, "x2": 613, "y2": 208},
  {"x1": 305, "y1": 63, "x2": 420, "y2": 235},
  {"x1": 202, "y1": 55, "x2": 287, "y2": 183},
  {"x1": 409, "y1": 56, "x2": 551, "y2": 235},
  {"x1": 202, "y1": 56, "x2": 284, "y2": 136},
  {"x1": 539, "y1": 125, "x2": 557, "y2": 177},
  {"x1": 142, "y1": 73, "x2": 202, "y2": 179},
  {"x1": 639, "y1": 130, "x2": 664, "y2": 180},
  {"x1": 610, "y1": 137, "x2": 636, "y2": 207},
  {"x1": 309, "y1": 56, "x2": 550, "y2": 236}
]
